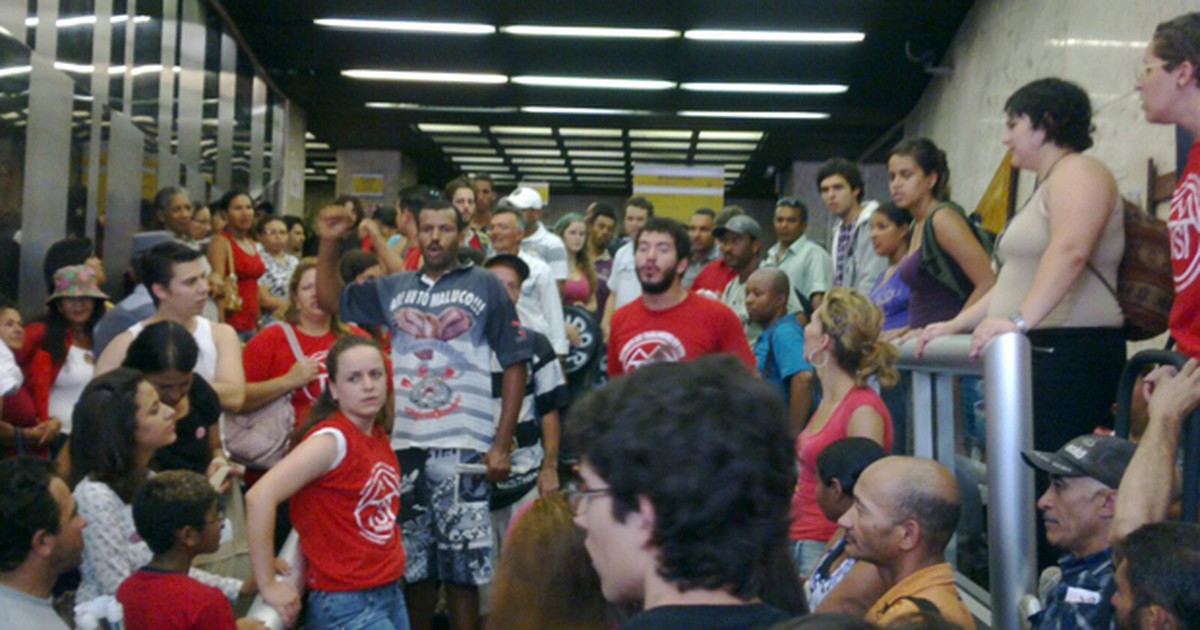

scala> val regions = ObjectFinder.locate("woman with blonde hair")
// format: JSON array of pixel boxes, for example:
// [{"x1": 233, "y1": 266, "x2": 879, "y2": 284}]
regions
[
  {"x1": 555, "y1": 213, "x2": 598, "y2": 312},
  {"x1": 789, "y1": 287, "x2": 896, "y2": 577},
  {"x1": 489, "y1": 493, "x2": 612, "y2": 630}
]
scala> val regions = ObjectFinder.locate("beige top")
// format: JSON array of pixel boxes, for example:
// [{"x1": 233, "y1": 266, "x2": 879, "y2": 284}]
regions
[{"x1": 988, "y1": 184, "x2": 1123, "y2": 328}]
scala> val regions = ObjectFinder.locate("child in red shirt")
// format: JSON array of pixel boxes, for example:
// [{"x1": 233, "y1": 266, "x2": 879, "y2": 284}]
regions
[
  {"x1": 116, "y1": 470, "x2": 264, "y2": 630},
  {"x1": 246, "y1": 336, "x2": 406, "y2": 629}
]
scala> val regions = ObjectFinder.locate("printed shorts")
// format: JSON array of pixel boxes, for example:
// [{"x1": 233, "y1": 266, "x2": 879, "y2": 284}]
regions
[{"x1": 396, "y1": 448, "x2": 493, "y2": 586}]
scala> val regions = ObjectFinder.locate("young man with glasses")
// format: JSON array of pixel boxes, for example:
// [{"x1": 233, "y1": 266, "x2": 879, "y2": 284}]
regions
[
  {"x1": 565, "y1": 355, "x2": 795, "y2": 629},
  {"x1": 763, "y1": 198, "x2": 833, "y2": 311}
]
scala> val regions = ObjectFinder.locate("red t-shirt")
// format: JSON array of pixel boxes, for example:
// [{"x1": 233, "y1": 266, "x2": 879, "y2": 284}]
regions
[
  {"x1": 789, "y1": 387, "x2": 893, "y2": 542},
  {"x1": 221, "y1": 232, "x2": 266, "y2": 333},
  {"x1": 291, "y1": 412, "x2": 405, "y2": 592},
  {"x1": 3, "y1": 347, "x2": 51, "y2": 457},
  {"x1": 117, "y1": 568, "x2": 236, "y2": 630},
  {"x1": 690, "y1": 259, "x2": 738, "y2": 296},
  {"x1": 404, "y1": 247, "x2": 422, "y2": 271},
  {"x1": 607, "y1": 293, "x2": 756, "y2": 377},
  {"x1": 1170, "y1": 142, "x2": 1200, "y2": 358},
  {"x1": 243, "y1": 323, "x2": 372, "y2": 428}
]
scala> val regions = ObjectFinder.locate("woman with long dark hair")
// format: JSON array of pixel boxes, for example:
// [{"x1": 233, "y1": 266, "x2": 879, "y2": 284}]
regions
[
  {"x1": 23, "y1": 264, "x2": 107, "y2": 455},
  {"x1": 71, "y1": 368, "x2": 250, "y2": 603},
  {"x1": 208, "y1": 189, "x2": 265, "y2": 339},
  {"x1": 246, "y1": 336, "x2": 406, "y2": 629}
]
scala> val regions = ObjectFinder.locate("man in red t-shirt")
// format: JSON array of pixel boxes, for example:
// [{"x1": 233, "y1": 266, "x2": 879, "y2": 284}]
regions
[{"x1": 608, "y1": 217, "x2": 756, "y2": 378}]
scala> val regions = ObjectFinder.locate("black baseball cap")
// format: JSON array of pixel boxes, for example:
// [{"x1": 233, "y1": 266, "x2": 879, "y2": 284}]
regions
[
  {"x1": 1021, "y1": 434, "x2": 1136, "y2": 489},
  {"x1": 484, "y1": 253, "x2": 530, "y2": 283}
]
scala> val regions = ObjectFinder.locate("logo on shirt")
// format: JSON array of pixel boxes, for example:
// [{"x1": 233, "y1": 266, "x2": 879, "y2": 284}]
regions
[
  {"x1": 1171, "y1": 173, "x2": 1200, "y2": 292},
  {"x1": 619, "y1": 330, "x2": 687, "y2": 372},
  {"x1": 357, "y1": 462, "x2": 401, "y2": 545},
  {"x1": 394, "y1": 307, "x2": 474, "y2": 420}
]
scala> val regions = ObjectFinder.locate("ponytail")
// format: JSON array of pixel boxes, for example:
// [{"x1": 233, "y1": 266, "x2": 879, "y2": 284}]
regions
[{"x1": 857, "y1": 340, "x2": 899, "y2": 389}]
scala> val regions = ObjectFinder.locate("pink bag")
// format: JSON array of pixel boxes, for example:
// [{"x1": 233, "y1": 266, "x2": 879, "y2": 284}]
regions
[{"x1": 222, "y1": 323, "x2": 304, "y2": 468}]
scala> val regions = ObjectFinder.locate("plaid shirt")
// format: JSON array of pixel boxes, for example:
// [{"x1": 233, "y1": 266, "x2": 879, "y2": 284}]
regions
[{"x1": 1032, "y1": 549, "x2": 1116, "y2": 630}]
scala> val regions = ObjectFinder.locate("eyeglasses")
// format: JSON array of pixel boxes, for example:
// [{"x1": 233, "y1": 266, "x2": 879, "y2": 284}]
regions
[
  {"x1": 563, "y1": 485, "x2": 612, "y2": 515},
  {"x1": 1135, "y1": 60, "x2": 1169, "y2": 81}
]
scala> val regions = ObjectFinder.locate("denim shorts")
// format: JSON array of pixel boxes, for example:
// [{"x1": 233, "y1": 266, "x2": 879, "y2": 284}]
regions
[
  {"x1": 396, "y1": 448, "x2": 493, "y2": 586},
  {"x1": 307, "y1": 580, "x2": 409, "y2": 630}
]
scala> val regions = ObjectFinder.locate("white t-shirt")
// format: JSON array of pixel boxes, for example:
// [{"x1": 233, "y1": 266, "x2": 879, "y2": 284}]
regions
[
  {"x1": 0, "y1": 341, "x2": 21, "y2": 396},
  {"x1": 49, "y1": 345, "x2": 94, "y2": 433},
  {"x1": 126, "y1": 317, "x2": 218, "y2": 382},
  {"x1": 520, "y1": 222, "x2": 569, "y2": 281},
  {"x1": 517, "y1": 252, "x2": 569, "y2": 356},
  {"x1": 607, "y1": 242, "x2": 642, "y2": 310}
]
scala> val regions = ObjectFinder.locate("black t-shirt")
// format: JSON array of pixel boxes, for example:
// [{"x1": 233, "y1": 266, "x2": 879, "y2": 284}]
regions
[
  {"x1": 620, "y1": 604, "x2": 790, "y2": 630},
  {"x1": 152, "y1": 377, "x2": 221, "y2": 474}
]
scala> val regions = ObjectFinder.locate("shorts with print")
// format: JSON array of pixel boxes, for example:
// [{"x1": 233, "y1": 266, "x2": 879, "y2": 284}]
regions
[{"x1": 396, "y1": 447, "x2": 493, "y2": 586}]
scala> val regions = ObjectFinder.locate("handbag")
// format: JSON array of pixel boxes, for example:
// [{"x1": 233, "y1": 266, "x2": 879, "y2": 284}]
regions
[
  {"x1": 222, "y1": 323, "x2": 304, "y2": 468},
  {"x1": 1086, "y1": 197, "x2": 1174, "y2": 341},
  {"x1": 223, "y1": 235, "x2": 243, "y2": 313}
]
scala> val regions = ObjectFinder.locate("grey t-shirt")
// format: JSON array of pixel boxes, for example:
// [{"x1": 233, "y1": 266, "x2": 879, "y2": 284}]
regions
[
  {"x1": 340, "y1": 263, "x2": 531, "y2": 452},
  {"x1": 0, "y1": 583, "x2": 69, "y2": 629}
]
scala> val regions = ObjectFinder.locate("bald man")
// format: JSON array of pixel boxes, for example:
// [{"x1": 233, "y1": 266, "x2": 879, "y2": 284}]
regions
[
  {"x1": 745, "y1": 268, "x2": 814, "y2": 437},
  {"x1": 838, "y1": 456, "x2": 975, "y2": 629}
]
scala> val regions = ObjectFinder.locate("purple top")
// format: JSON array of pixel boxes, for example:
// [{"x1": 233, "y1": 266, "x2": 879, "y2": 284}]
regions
[
  {"x1": 869, "y1": 268, "x2": 911, "y2": 332},
  {"x1": 898, "y1": 250, "x2": 966, "y2": 328}
]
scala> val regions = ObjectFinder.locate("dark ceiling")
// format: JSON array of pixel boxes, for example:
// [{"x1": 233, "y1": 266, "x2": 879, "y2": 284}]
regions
[{"x1": 221, "y1": 0, "x2": 975, "y2": 197}]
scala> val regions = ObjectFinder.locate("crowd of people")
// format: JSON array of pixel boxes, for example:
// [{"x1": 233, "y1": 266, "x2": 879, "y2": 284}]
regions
[{"x1": 1, "y1": 11, "x2": 1200, "y2": 630}]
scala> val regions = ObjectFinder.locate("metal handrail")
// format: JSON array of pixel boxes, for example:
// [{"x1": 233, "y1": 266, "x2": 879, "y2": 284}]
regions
[
  {"x1": 1113, "y1": 350, "x2": 1200, "y2": 522},
  {"x1": 246, "y1": 530, "x2": 306, "y2": 629},
  {"x1": 896, "y1": 333, "x2": 1037, "y2": 630}
]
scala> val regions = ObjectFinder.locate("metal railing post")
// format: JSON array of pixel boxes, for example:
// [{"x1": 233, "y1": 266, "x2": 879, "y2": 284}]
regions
[{"x1": 983, "y1": 332, "x2": 1037, "y2": 630}]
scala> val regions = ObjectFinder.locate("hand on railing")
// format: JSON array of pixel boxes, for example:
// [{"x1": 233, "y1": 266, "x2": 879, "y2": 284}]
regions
[
  {"x1": 915, "y1": 321, "x2": 960, "y2": 358},
  {"x1": 970, "y1": 317, "x2": 1020, "y2": 358},
  {"x1": 1145, "y1": 359, "x2": 1200, "y2": 427}
]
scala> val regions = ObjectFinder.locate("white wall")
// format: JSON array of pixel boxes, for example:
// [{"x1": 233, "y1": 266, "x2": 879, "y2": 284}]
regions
[{"x1": 903, "y1": 0, "x2": 1194, "y2": 214}]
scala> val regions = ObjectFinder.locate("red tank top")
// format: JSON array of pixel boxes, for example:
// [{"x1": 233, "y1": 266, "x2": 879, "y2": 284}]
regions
[
  {"x1": 221, "y1": 232, "x2": 266, "y2": 332},
  {"x1": 290, "y1": 413, "x2": 405, "y2": 592},
  {"x1": 789, "y1": 387, "x2": 893, "y2": 542}
]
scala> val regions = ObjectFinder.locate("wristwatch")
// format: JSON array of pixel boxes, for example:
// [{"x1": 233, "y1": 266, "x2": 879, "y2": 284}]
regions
[{"x1": 1008, "y1": 311, "x2": 1028, "y2": 334}]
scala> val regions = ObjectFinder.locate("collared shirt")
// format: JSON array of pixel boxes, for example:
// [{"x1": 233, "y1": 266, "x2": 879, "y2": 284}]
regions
[
  {"x1": 516, "y1": 252, "x2": 569, "y2": 356},
  {"x1": 520, "y1": 222, "x2": 569, "y2": 281},
  {"x1": 723, "y1": 272, "x2": 802, "y2": 346},
  {"x1": 1031, "y1": 549, "x2": 1116, "y2": 630},
  {"x1": 683, "y1": 246, "x2": 721, "y2": 290},
  {"x1": 867, "y1": 562, "x2": 976, "y2": 629},
  {"x1": 607, "y1": 241, "x2": 642, "y2": 311},
  {"x1": 763, "y1": 235, "x2": 833, "y2": 303}
]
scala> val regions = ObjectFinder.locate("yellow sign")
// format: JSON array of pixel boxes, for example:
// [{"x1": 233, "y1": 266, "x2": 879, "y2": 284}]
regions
[
  {"x1": 350, "y1": 173, "x2": 385, "y2": 197},
  {"x1": 633, "y1": 164, "x2": 724, "y2": 221}
]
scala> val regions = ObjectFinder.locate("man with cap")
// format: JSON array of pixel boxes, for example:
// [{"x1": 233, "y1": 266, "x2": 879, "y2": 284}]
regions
[
  {"x1": 489, "y1": 204, "x2": 569, "y2": 357},
  {"x1": 507, "y1": 187, "x2": 569, "y2": 294},
  {"x1": 91, "y1": 231, "x2": 176, "y2": 357},
  {"x1": 763, "y1": 198, "x2": 833, "y2": 311},
  {"x1": 1022, "y1": 434, "x2": 1137, "y2": 630},
  {"x1": 716, "y1": 215, "x2": 803, "y2": 346}
]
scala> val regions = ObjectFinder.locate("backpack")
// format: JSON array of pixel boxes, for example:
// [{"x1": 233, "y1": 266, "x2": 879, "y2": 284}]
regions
[
  {"x1": 919, "y1": 202, "x2": 996, "y2": 300},
  {"x1": 1086, "y1": 198, "x2": 1174, "y2": 341}
]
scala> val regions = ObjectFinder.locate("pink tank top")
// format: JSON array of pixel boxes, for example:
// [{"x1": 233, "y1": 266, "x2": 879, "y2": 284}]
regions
[
  {"x1": 789, "y1": 387, "x2": 893, "y2": 542},
  {"x1": 563, "y1": 275, "x2": 591, "y2": 305}
]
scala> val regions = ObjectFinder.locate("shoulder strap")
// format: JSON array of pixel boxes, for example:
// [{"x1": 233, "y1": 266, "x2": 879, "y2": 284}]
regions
[
  {"x1": 278, "y1": 322, "x2": 306, "y2": 362},
  {"x1": 1084, "y1": 262, "x2": 1120, "y2": 305}
]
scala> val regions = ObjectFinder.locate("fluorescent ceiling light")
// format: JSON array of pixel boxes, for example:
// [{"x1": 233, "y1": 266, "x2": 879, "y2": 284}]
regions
[
  {"x1": 560, "y1": 128, "x2": 623, "y2": 137},
  {"x1": 0, "y1": 65, "x2": 31, "y2": 78},
  {"x1": 419, "y1": 123, "x2": 482, "y2": 133},
  {"x1": 570, "y1": 150, "x2": 624, "y2": 158},
  {"x1": 575, "y1": 168, "x2": 626, "y2": 175},
  {"x1": 571, "y1": 160, "x2": 626, "y2": 167},
  {"x1": 366, "y1": 101, "x2": 516, "y2": 114},
  {"x1": 697, "y1": 142, "x2": 758, "y2": 151},
  {"x1": 522, "y1": 106, "x2": 648, "y2": 116},
  {"x1": 497, "y1": 138, "x2": 558, "y2": 147},
  {"x1": 632, "y1": 152, "x2": 688, "y2": 160},
  {"x1": 724, "y1": 163, "x2": 746, "y2": 171},
  {"x1": 452, "y1": 156, "x2": 505, "y2": 163},
  {"x1": 490, "y1": 126, "x2": 553, "y2": 135},
  {"x1": 306, "y1": 142, "x2": 330, "y2": 150},
  {"x1": 443, "y1": 147, "x2": 497, "y2": 155},
  {"x1": 501, "y1": 25, "x2": 679, "y2": 39},
  {"x1": 536, "y1": 175, "x2": 573, "y2": 181},
  {"x1": 343, "y1": 69, "x2": 507, "y2": 84},
  {"x1": 699, "y1": 131, "x2": 764, "y2": 140},
  {"x1": 680, "y1": 82, "x2": 848, "y2": 94},
  {"x1": 511, "y1": 158, "x2": 566, "y2": 165},
  {"x1": 631, "y1": 141, "x2": 690, "y2": 150},
  {"x1": 577, "y1": 176, "x2": 628, "y2": 182},
  {"x1": 563, "y1": 140, "x2": 624, "y2": 148},
  {"x1": 315, "y1": 18, "x2": 494, "y2": 35},
  {"x1": 431, "y1": 135, "x2": 490, "y2": 144},
  {"x1": 684, "y1": 29, "x2": 864, "y2": 44},
  {"x1": 512, "y1": 75, "x2": 675, "y2": 90},
  {"x1": 26, "y1": 14, "x2": 150, "y2": 28},
  {"x1": 519, "y1": 166, "x2": 570, "y2": 174},
  {"x1": 693, "y1": 153, "x2": 752, "y2": 161},
  {"x1": 630, "y1": 129, "x2": 692, "y2": 139},
  {"x1": 505, "y1": 148, "x2": 562, "y2": 156},
  {"x1": 679, "y1": 110, "x2": 829, "y2": 120}
]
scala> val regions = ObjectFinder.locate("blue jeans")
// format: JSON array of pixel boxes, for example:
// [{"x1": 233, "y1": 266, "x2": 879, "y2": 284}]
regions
[{"x1": 307, "y1": 581, "x2": 410, "y2": 630}]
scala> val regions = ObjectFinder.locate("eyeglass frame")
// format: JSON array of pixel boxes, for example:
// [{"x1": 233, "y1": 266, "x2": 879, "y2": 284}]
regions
[{"x1": 563, "y1": 485, "x2": 613, "y2": 514}]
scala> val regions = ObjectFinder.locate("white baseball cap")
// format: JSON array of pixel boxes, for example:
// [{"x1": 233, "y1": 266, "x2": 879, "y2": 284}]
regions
[{"x1": 507, "y1": 187, "x2": 543, "y2": 210}]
